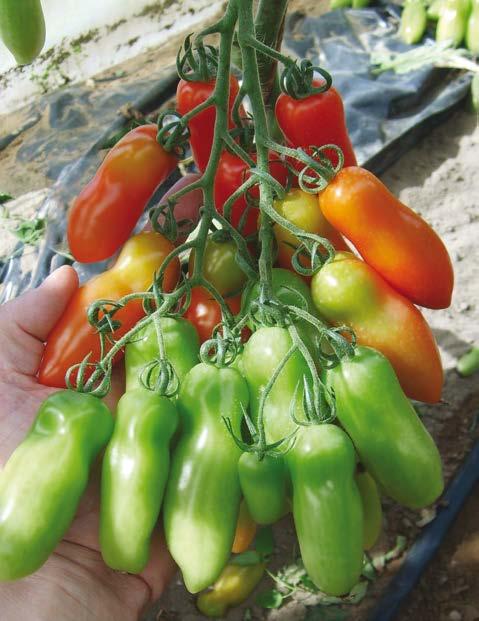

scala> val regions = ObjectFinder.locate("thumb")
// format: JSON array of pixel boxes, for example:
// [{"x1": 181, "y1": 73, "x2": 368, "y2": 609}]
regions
[{"x1": 2, "y1": 266, "x2": 79, "y2": 342}]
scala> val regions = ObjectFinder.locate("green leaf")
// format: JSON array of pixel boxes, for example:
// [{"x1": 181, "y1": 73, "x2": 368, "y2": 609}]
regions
[
  {"x1": 14, "y1": 217, "x2": 46, "y2": 246},
  {"x1": 230, "y1": 551, "x2": 262, "y2": 566},
  {"x1": 254, "y1": 526, "x2": 275, "y2": 557},
  {"x1": 0, "y1": 194, "x2": 13, "y2": 205},
  {"x1": 256, "y1": 588, "x2": 284, "y2": 609},
  {"x1": 300, "y1": 573, "x2": 320, "y2": 593}
]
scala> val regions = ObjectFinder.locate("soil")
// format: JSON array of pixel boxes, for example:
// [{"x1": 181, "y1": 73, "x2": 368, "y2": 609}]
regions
[{"x1": 0, "y1": 1, "x2": 478, "y2": 620}]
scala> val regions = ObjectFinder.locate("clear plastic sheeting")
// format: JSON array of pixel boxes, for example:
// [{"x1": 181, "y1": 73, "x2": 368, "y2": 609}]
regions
[{"x1": 0, "y1": 4, "x2": 472, "y2": 301}]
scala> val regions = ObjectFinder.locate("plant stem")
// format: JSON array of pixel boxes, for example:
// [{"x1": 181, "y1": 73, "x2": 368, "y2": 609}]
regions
[
  {"x1": 254, "y1": 0, "x2": 289, "y2": 104},
  {"x1": 236, "y1": 0, "x2": 276, "y2": 302}
]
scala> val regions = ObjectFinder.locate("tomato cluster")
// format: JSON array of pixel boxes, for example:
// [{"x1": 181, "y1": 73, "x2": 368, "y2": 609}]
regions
[{"x1": 0, "y1": 62, "x2": 453, "y2": 615}]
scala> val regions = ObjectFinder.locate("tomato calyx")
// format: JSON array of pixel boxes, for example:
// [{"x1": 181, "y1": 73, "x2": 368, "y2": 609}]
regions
[
  {"x1": 280, "y1": 59, "x2": 332, "y2": 100},
  {"x1": 176, "y1": 33, "x2": 219, "y2": 82}
]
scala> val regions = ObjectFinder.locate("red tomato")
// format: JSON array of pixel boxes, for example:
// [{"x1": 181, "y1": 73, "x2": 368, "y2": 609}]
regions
[
  {"x1": 176, "y1": 75, "x2": 240, "y2": 173},
  {"x1": 275, "y1": 84, "x2": 357, "y2": 170},
  {"x1": 184, "y1": 287, "x2": 248, "y2": 344},
  {"x1": 39, "y1": 232, "x2": 180, "y2": 388},
  {"x1": 214, "y1": 151, "x2": 289, "y2": 236},
  {"x1": 68, "y1": 125, "x2": 177, "y2": 263}
]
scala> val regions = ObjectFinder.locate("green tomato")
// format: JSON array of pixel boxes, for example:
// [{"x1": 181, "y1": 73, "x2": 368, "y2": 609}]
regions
[
  {"x1": 288, "y1": 425, "x2": 364, "y2": 596},
  {"x1": 0, "y1": 391, "x2": 113, "y2": 580},
  {"x1": 238, "y1": 453, "x2": 289, "y2": 524},
  {"x1": 125, "y1": 316, "x2": 199, "y2": 392},
  {"x1": 163, "y1": 363, "x2": 249, "y2": 593},
  {"x1": 326, "y1": 346, "x2": 444, "y2": 509},
  {"x1": 0, "y1": 0, "x2": 45, "y2": 65},
  {"x1": 243, "y1": 268, "x2": 325, "y2": 366},
  {"x1": 436, "y1": 0, "x2": 469, "y2": 46},
  {"x1": 457, "y1": 345, "x2": 479, "y2": 376},
  {"x1": 427, "y1": 0, "x2": 445, "y2": 19},
  {"x1": 466, "y1": 5, "x2": 479, "y2": 53},
  {"x1": 356, "y1": 469, "x2": 382, "y2": 550},
  {"x1": 399, "y1": 0, "x2": 427, "y2": 44},
  {"x1": 241, "y1": 326, "x2": 311, "y2": 444},
  {"x1": 100, "y1": 389, "x2": 178, "y2": 573},
  {"x1": 189, "y1": 236, "x2": 247, "y2": 296},
  {"x1": 243, "y1": 267, "x2": 318, "y2": 316}
]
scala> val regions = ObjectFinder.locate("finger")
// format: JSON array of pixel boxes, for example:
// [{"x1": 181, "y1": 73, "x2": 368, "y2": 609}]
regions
[
  {"x1": 2, "y1": 266, "x2": 79, "y2": 342},
  {"x1": 0, "y1": 266, "x2": 79, "y2": 376}
]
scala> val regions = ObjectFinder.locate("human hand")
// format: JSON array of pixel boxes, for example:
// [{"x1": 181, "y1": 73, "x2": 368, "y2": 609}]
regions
[{"x1": 0, "y1": 266, "x2": 176, "y2": 621}]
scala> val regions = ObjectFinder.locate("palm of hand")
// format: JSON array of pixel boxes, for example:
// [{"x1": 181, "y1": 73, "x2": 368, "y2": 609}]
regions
[{"x1": 0, "y1": 267, "x2": 175, "y2": 621}]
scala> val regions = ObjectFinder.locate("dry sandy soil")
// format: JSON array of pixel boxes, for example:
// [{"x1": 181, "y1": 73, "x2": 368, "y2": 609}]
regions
[{"x1": 0, "y1": 1, "x2": 478, "y2": 620}]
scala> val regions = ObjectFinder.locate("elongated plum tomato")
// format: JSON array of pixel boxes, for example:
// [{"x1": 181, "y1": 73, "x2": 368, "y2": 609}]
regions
[
  {"x1": 176, "y1": 75, "x2": 240, "y2": 173},
  {"x1": 231, "y1": 501, "x2": 257, "y2": 554},
  {"x1": 68, "y1": 125, "x2": 177, "y2": 263},
  {"x1": 311, "y1": 252, "x2": 443, "y2": 403},
  {"x1": 275, "y1": 83, "x2": 357, "y2": 169},
  {"x1": 38, "y1": 232, "x2": 180, "y2": 388},
  {"x1": 184, "y1": 287, "x2": 246, "y2": 344},
  {"x1": 214, "y1": 151, "x2": 289, "y2": 236},
  {"x1": 189, "y1": 236, "x2": 247, "y2": 296},
  {"x1": 272, "y1": 188, "x2": 349, "y2": 273},
  {"x1": 318, "y1": 167, "x2": 454, "y2": 309}
]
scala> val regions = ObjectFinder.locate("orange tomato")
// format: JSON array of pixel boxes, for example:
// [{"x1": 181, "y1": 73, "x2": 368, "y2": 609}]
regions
[
  {"x1": 39, "y1": 232, "x2": 179, "y2": 388},
  {"x1": 319, "y1": 167, "x2": 454, "y2": 309},
  {"x1": 231, "y1": 501, "x2": 257, "y2": 554}
]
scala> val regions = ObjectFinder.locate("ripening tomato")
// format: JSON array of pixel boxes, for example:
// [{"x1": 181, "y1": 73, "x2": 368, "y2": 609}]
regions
[
  {"x1": 184, "y1": 287, "x2": 247, "y2": 344},
  {"x1": 39, "y1": 232, "x2": 180, "y2": 388},
  {"x1": 214, "y1": 151, "x2": 289, "y2": 236},
  {"x1": 272, "y1": 188, "x2": 349, "y2": 272},
  {"x1": 311, "y1": 252, "x2": 443, "y2": 403},
  {"x1": 189, "y1": 236, "x2": 247, "y2": 296},
  {"x1": 68, "y1": 125, "x2": 177, "y2": 263},
  {"x1": 319, "y1": 167, "x2": 454, "y2": 309},
  {"x1": 275, "y1": 84, "x2": 357, "y2": 170},
  {"x1": 177, "y1": 75, "x2": 241, "y2": 173}
]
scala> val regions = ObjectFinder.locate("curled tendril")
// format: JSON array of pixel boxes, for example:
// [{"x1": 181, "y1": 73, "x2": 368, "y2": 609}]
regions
[
  {"x1": 141, "y1": 273, "x2": 170, "y2": 316},
  {"x1": 176, "y1": 33, "x2": 219, "y2": 82},
  {"x1": 290, "y1": 236, "x2": 335, "y2": 277},
  {"x1": 140, "y1": 358, "x2": 180, "y2": 398},
  {"x1": 199, "y1": 321, "x2": 241, "y2": 367},
  {"x1": 248, "y1": 298, "x2": 292, "y2": 329},
  {"x1": 289, "y1": 376, "x2": 336, "y2": 427},
  {"x1": 87, "y1": 299, "x2": 124, "y2": 333},
  {"x1": 250, "y1": 168, "x2": 287, "y2": 201},
  {"x1": 156, "y1": 110, "x2": 190, "y2": 158},
  {"x1": 316, "y1": 326, "x2": 356, "y2": 369},
  {"x1": 280, "y1": 59, "x2": 332, "y2": 100},
  {"x1": 222, "y1": 405, "x2": 298, "y2": 460},
  {"x1": 150, "y1": 202, "x2": 177, "y2": 242},
  {"x1": 296, "y1": 145, "x2": 345, "y2": 194},
  {"x1": 65, "y1": 353, "x2": 113, "y2": 399}
]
